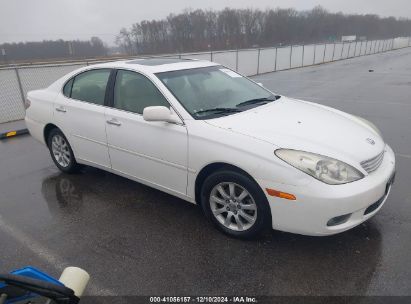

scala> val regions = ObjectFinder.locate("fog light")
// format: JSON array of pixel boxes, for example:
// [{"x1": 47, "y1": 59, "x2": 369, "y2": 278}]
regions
[{"x1": 327, "y1": 213, "x2": 351, "y2": 226}]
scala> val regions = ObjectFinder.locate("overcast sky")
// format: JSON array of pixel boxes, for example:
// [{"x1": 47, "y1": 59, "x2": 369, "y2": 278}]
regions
[{"x1": 1, "y1": 0, "x2": 410, "y2": 45}]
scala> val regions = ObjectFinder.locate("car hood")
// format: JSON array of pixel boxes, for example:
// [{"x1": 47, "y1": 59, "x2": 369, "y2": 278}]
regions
[{"x1": 205, "y1": 97, "x2": 385, "y2": 167}]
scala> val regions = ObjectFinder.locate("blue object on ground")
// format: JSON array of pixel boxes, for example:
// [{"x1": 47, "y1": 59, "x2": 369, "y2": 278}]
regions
[{"x1": 0, "y1": 266, "x2": 63, "y2": 303}]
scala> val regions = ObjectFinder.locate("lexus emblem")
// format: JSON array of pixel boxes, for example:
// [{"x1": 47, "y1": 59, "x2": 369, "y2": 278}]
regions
[{"x1": 366, "y1": 138, "x2": 376, "y2": 145}]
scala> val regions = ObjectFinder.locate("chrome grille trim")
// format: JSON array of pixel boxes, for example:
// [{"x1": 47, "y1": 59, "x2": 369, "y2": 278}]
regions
[{"x1": 360, "y1": 150, "x2": 385, "y2": 173}]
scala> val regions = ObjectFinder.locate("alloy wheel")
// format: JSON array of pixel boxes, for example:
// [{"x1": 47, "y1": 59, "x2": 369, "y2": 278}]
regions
[
  {"x1": 51, "y1": 134, "x2": 71, "y2": 168},
  {"x1": 209, "y1": 182, "x2": 257, "y2": 231}
]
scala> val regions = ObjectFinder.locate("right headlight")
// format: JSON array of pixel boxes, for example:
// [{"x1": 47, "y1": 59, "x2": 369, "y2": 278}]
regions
[{"x1": 275, "y1": 149, "x2": 364, "y2": 185}]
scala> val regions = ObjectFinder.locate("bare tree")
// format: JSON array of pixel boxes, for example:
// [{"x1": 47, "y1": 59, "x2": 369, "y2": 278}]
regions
[{"x1": 115, "y1": 6, "x2": 411, "y2": 55}]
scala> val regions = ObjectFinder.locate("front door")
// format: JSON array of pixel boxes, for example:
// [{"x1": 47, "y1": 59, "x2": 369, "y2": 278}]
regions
[{"x1": 105, "y1": 69, "x2": 188, "y2": 196}]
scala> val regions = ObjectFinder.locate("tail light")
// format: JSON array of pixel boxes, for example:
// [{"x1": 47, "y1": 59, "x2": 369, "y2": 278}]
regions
[{"x1": 24, "y1": 98, "x2": 31, "y2": 109}]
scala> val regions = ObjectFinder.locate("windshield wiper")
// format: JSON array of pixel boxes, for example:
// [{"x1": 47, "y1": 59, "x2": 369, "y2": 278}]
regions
[
  {"x1": 236, "y1": 96, "x2": 279, "y2": 108},
  {"x1": 194, "y1": 107, "x2": 243, "y2": 116}
]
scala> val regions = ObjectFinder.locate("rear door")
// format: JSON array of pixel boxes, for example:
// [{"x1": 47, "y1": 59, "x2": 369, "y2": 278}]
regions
[
  {"x1": 53, "y1": 69, "x2": 112, "y2": 169},
  {"x1": 105, "y1": 69, "x2": 188, "y2": 196}
]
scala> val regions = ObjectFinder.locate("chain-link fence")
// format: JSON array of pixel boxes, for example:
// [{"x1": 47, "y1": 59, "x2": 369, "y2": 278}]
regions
[{"x1": 1, "y1": 36, "x2": 410, "y2": 124}]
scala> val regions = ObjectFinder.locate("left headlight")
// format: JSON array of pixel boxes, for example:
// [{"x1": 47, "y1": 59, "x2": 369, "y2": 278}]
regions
[{"x1": 275, "y1": 149, "x2": 364, "y2": 185}]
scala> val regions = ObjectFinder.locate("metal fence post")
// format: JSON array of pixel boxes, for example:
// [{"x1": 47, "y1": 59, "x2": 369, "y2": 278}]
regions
[
  {"x1": 354, "y1": 41, "x2": 358, "y2": 56},
  {"x1": 235, "y1": 49, "x2": 239, "y2": 71},
  {"x1": 210, "y1": 51, "x2": 213, "y2": 62},
  {"x1": 289, "y1": 45, "x2": 293, "y2": 69},
  {"x1": 274, "y1": 47, "x2": 278, "y2": 72},
  {"x1": 313, "y1": 44, "x2": 316, "y2": 64},
  {"x1": 14, "y1": 67, "x2": 26, "y2": 105},
  {"x1": 331, "y1": 42, "x2": 336, "y2": 61},
  {"x1": 322, "y1": 43, "x2": 326, "y2": 62},
  {"x1": 340, "y1": 42, "x2": 344, "y2": 59},
  {"x1": 347, "y1": 42, "x2": 351, "y2": 58},
  {"x1": 257, "y1": 48, "x2": 261, "y2": 74},
  {"x1": 302, "y1": 44, "x2": 305, "y2": 66}
]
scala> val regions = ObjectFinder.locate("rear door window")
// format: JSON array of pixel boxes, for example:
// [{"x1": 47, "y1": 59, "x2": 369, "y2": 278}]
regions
[
  {"x1": 70, "y1": 69, "x2": 111, "y2": 105},
  {"x1": 63, "y1": 78, "x2": 73, "y2": 97}
]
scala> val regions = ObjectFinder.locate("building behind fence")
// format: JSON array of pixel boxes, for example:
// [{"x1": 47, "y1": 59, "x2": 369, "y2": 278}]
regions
[{"x1": 0, "y1": 37, "x2": 410, "y2": 124}]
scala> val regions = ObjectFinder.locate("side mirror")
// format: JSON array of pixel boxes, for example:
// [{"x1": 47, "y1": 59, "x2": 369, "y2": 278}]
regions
[
  {"x1": 257, "y1": 82, "x2": 263, "y2": 87},
  {"x1": 143, "y1": 106, "x2": 181, "y2": 124}
]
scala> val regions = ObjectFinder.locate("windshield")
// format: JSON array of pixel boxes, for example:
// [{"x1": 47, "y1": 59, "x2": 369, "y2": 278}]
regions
[{"x1": 156, "y1": 66, "x2": 276, "y2": 119}]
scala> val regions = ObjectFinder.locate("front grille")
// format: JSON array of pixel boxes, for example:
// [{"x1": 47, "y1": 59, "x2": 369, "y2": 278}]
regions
[{"x1": 360, "y1": 150, "x2": 384, "y2": 173}]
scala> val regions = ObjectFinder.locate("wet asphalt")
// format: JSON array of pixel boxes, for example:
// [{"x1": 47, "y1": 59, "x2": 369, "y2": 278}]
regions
[{"x1": 0, "y1": 47, "x2": 410, "y2": 296}]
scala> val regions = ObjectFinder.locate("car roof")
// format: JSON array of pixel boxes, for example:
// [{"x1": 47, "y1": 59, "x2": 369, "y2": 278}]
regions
[{"x1": 89, "y1": 57, "x2": 220, "y2": 74}]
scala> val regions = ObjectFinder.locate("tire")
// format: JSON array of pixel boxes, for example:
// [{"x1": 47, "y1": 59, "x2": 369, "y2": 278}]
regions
[
  {"x1": 47, "y1": 128, "x2": 81, "y2": 174},
  {"x1": 200, "y1": 170, "x2": 271, "y2": 238}
]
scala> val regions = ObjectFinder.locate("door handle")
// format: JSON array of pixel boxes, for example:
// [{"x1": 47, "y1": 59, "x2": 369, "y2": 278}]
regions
[
  {"x1": 55, "y1": 106, "x2": 67, "y2": 113},
  {"x1": 106, "y1": 118, "x2": 122, "y2": 126}
]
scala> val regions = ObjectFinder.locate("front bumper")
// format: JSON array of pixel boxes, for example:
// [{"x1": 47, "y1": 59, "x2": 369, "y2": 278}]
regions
[{"x1": 258, "y1": 144, "x2": 396, "y2": 236}]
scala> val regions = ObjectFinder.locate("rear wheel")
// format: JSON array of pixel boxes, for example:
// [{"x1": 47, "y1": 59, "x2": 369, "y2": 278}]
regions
[
  {"x1": 47, "y1": 128, "x2": 81, "y2": 173},
  {"x1": 200, "y1": 170, "x2": 271, "y2": 238}
]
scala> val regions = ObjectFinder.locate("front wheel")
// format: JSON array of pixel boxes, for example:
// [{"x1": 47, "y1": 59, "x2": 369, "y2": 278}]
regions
[
  {"x1": 200, "y1": 170, "x2": 271, "y2": 238},
  {"x1": 47, "y1": 128, "x2": 81, "y2": 174}
]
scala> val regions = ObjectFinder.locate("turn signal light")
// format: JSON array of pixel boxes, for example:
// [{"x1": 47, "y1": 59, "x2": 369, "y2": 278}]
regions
[{"x1": 266, "y1": 188, "x2": 296, "y2": 200}]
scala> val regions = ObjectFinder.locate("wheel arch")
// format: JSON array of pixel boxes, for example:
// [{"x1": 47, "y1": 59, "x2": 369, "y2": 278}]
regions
[
  {"x1": 194, "y1": 162, "x2": 261, "y2": 204},
  {"x1": 43, "y1": 123, "x2": 60, "y2": 145}
]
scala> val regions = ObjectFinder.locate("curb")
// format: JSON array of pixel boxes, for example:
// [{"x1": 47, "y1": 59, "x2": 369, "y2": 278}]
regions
[{"x1": 0, "y1": 128, "x2": 29, "y2": 140}]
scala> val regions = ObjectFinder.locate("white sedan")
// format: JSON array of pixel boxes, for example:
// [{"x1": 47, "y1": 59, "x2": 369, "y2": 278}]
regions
[{"x1": 25, "y1": 58, "x2": 396, "y2": 238}]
